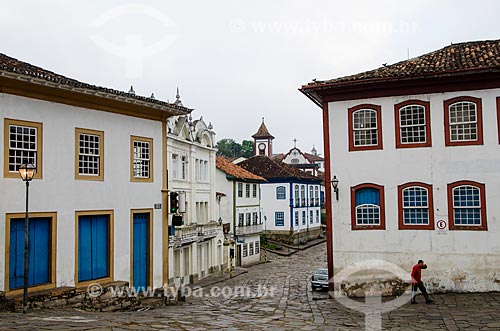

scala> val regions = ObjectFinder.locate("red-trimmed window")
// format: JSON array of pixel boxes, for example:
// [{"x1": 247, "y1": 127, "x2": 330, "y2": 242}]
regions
[
  {"x1": 351, "y1": 183, "x2": 385, "y2": 230},
  {"x1": 398, "y1": 182, "x2": 434, "y2": 230},
  {"x1": 348, "y1": 104, "x2": 383, "y2": 151},
  {"x1": 447, "y1": 181, "x2": 487, "y2": 231},
  {"x1": 444, "y1": 96, "x2": 483, "y2": 146},
  {"x1": 394, "y1": 100, "x2": 431, "y2": 148}
]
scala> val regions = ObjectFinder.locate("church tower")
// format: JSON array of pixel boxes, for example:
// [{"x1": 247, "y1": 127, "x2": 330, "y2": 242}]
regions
[{"x1": 252, "y1": 117, "x2": 275, "y2": 157}]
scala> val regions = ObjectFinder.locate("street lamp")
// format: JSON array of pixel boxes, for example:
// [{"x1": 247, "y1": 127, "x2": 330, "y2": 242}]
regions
[
  {"x1": 331, "y1": 175, "x2": 339, "y2": 201},
  {"x1": 18, "y1": 163, "x2": 36, "y2": 314}
]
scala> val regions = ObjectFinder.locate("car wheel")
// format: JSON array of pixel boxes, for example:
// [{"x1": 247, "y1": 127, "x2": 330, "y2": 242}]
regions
[{"x1": 312, "y1": 286, "x2": 317, "y2": 291}]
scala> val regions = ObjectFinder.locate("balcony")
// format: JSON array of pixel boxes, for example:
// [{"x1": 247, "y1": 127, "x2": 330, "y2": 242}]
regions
[
  {"x1": 169, "y1": 221, "x2": 222, "y2": 248},
  {"x1": 170, "y1": 224, "x2": 198, "y2": 247},
  {"x1": 236, "y1": 223, "x2": 264, "y2": 236},
  {"x1": 197, "y1": 221, "x2": 219, "y2": 240}
]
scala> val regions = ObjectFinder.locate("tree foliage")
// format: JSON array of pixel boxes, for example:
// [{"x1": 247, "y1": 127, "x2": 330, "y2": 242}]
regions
[
  {"x1": 216, "y1": 138, "x2": 254, "y2": 158},
  {"x1": 241, "y1": 140, "x2": 254, "y2": 158}
]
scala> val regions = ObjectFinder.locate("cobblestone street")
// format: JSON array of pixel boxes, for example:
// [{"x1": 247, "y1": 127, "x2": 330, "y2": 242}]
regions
[{"x1": 1, "y1": 243, "x2": 499, "y2": 330}]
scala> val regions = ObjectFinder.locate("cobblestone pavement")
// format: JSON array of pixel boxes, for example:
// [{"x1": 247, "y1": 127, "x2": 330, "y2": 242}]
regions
[{"x1": 1, "y1": 243, "x2": 500, "y2": 330}]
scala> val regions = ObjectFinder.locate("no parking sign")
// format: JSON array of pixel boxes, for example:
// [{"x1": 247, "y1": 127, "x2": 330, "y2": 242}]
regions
[{"x1": 436, "y1": 219, "x2": 447, "y2": 234}]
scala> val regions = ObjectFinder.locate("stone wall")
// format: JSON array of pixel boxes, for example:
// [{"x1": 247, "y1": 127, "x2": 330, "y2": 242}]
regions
[
  {"x1": 2, "y1": 281, "x2": 171, "y2": 312},
  {"x1": 265, "y1": 228, "x2": 323, "y2": 245}
]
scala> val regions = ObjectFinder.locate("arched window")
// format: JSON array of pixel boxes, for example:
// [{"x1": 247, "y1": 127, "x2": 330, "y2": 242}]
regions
[
  {"x1": 448, "y1": 181, "x2": 487, "y2": 231},
  {"x1": 444, "y1": 96, "x2": 483, "y2": 146},
  {"x1": 351, "y1": 183, "x2": 385, "y2": 230},
  {"x1": 395, "y1": 100, "x2": 431, "y2": 148},
  {"x1": 398, "y1": 183, "x2": 434, "y2": 230},
  {"x1": 348, "y1": 104, "x2": 383, "y2": 151},
  {"x1": 276, "y1": 186, "x2": 286, "y2": 200}
]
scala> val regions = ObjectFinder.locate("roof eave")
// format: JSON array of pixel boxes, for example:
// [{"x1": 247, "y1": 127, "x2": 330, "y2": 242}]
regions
[
  {"x1": 301, "y1": 67, "x2": 500, "y2": 105},
  {"x1": 302, "y1": 67, "x2": 500, "y2": 94},
  {"x1": 0, "y1": 70, "x2": 192, "y2": 118},
  {"x1": 225, "y1": 174, "x2": 265, "y2": 183}
]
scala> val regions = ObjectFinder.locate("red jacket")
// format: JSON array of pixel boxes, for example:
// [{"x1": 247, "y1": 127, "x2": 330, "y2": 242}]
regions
[{"x1": 411, "y1": 264, "x2": 426, "y2": 283}]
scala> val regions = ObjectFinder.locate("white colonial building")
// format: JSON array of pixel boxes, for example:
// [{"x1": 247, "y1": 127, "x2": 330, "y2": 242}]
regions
[
  {"x1": 0, "y1": 52, "x2": 188, "y2": 295},
  {"x1": 166, "y1": 95, "x2": 224, "y2": 285},
  {"x1": 215, "y1": 156, "x2": 265, "y2": 267},
  {"x1": 275, "y1": 143, "x2": 325, "y2": 177},
  {"x1": 238, "y1": 156, "x2": 322, "y2": 245},
  {"x1": 301, "y1": 39, "x2": 500, "y2": 293}
]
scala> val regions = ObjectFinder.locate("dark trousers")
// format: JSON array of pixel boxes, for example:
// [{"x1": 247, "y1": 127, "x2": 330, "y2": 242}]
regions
[{"x1": 411, "y1": 282, "x2": 430, "y2": 302}]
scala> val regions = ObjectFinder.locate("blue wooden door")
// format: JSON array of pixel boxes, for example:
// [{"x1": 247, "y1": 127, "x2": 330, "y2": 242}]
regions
[
  {"x1": 78, "y1": 215, "x2": 109, "y2": 282},
  {"x1": 133, "y1": 213, "x2": 149, "y2": 290},
  {"x1": 9, "y1": 217, "x2": 50, "y2": 289}
]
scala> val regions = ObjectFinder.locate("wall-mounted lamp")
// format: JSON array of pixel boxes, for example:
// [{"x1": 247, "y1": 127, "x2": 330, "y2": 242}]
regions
[{"x1": 331, "y1": 175, "x2": 339, "y2": 201}]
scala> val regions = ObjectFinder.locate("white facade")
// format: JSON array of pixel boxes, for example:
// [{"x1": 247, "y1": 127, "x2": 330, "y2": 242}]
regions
[
  {"x1": 215, "y1": 163, "x2": 263, "y2": 268},
  {"x1": 328, "y1": 89, "x2": 500, "y2": 292},
  {"x1": 261, "y1": 182, "x2": 322, "y2": 234},
  {"x1": 0, "y1": 92, "x2": 175, "y2": 293},
  {"x1": 167, "y1": 114, "x2": 224, "y2": 285},
  {"x1": 234, "y1": 182, "x2": 262, "y2": 266}
]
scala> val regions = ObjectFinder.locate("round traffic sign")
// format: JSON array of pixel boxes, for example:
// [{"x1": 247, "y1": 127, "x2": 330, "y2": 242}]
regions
[{"x1": 436, "y1": 219, "x2": 447, "y2": 230}]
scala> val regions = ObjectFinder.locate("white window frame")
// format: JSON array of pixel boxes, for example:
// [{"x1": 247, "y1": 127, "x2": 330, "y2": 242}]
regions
[
  {"x1": 402, "y1": 186, "x2": 430, "y2": 225},
  {"x1": 452, "y1": 185, "x2": 481, "y2": 226},
  {"x1": 449, "y1": 101, "x2": 478, "y2": 142},
  {"x1": 399, "y1": 105, "x2": 427, "y2": 144},
  {"x1": 353, "y1": 109, "x2": 378, "y2": 147}
]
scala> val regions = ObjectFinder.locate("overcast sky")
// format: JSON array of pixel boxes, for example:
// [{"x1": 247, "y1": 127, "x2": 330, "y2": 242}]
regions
[{"x1": 1, "y1": 1, "x2": 499, "y2": 155}]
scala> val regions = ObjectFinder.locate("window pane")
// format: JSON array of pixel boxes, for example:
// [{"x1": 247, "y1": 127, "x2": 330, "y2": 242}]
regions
[
  {"x1": 402, "y1": 186, "x2": 429, "y2": 225},
  {"x1": 133, "y1": 140, "x2": 150, "y2": 178},
  {"x1": 353, "y1": 109, "x2": 378, "y2": 146},
  {"x1": 356, "y1": 205, "x2": 380, "y2": 225},
  {"x1": 79, "y1": 133, "x2": 100, "y2": 175},
  {"x1": 8, "y1": 124, "x2": 38, "y2": 171},
  {"x1": 449, "y1": 102, "x2": 478, "y2": 141},
  {"x1": 453, "y1": 185, "x2": 481, "y2": 225},
  {"x1": 399, "y1": 105, "x2": 426, "y2": 144}
]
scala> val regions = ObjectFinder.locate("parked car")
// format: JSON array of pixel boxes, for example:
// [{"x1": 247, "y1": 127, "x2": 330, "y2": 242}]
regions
[{"x1": 311, "y1": 268, "x2": 329, "y2": 290}]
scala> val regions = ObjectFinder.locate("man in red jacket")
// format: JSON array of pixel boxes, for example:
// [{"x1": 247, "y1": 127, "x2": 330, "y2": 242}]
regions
[{"x1": 411, "y1": 260, "x2": 433, "y2": 304}]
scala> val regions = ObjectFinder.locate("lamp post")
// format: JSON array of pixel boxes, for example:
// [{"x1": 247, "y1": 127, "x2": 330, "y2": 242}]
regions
[
  {"x1": 331, "y1": 176, "x2": 339, "y2": 201},
  {"x1": 18, "y1": 163, "x2": 36, "y2": 314}
]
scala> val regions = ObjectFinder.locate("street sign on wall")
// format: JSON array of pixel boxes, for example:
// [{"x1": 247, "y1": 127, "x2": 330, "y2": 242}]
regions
[{"x1": 436, "y1": 219, "x2": 447, "y2": 235}]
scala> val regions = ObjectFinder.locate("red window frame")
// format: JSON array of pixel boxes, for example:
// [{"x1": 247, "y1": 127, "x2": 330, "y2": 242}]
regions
[
  {"x1": 350, "y1": 183, "x2": 385, "y2": 230},
  {"x1": 348, "y1": 104, "x2": 383, "y2": 151},
  {"x1": 443, "y1": 96, "x2": 483, "y2": 147},
  {"x1": 394, "y1": 100, "x2": 432, "y2": 149},
  {"x1": 447, "y1": 180, "x2": 487, "y2": 231},
  {"x1": 398, "y1": 182, "x2": 434, "y2": 230}
]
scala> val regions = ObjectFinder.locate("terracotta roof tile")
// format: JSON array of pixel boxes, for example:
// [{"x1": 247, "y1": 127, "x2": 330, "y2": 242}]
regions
[
  {"x1": 237, "y1": 156, "x2": 320, "y2": 182},
  {"x1": 302, "y1": 39, "x2": 500, "y2": 89},
  {"x1": 0, "y1": 52, "x2": 191, "y2": 113},
  {"x1": 303, "y1": 152, "x2": 323, "y2": 163},
  {"x1": 252, "y1": 121, "x2": 274, "y2": 139},
  {"x1": 216, "y1": 156, "x2": 265, "y2": 182}
]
